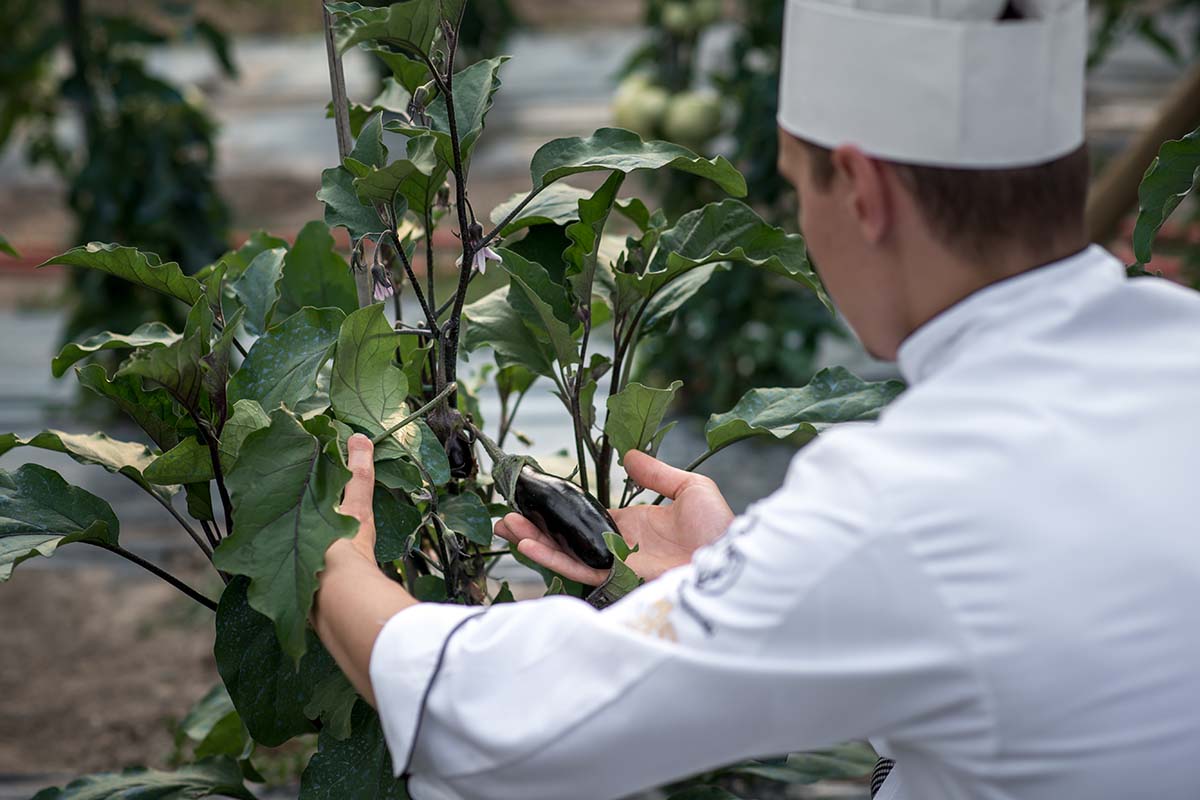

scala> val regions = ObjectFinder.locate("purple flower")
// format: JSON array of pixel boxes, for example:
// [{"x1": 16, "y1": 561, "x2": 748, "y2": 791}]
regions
[
  {"x1": 371, "y1": 264, "x2": 394, "y2": 302},
  {"x1": 456, "y1": 244, "x2": 502, "y2": 275}
]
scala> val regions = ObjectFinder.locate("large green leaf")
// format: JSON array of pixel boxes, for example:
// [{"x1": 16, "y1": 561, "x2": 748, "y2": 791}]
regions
[
  {"x1": 352, "y1": 135, "x2": 438, "y2": 208},
  {"x1": 0, "y1": 464, "x2": 118, "y2": 581},
  {"x1": 227, "y1": 307, "x2": 345, "y2": 412},
  {"x1": 319, "y1": 165, "x2": 388, "y2": 241},
  {"x1": 52, "y1": 322, "x2": 180, "y2": 378},
  {"x1": 202, "y1": 231, "x2": 290, "y2": 283},
  {"x1": 639, "y1": 263, "x2": 725, "y2": 334},
  {"x1": 498, "y1": 248, "x2": 580, "y2": 367},
  {"x1": 331, "y1": 304, "x2": 410, "y2": 437},
  {"x1": 490, "y1": 182, "x2": 592, "y2": 237},
  {"x1": 277, "y1": 221, "x2": 359, "y2": 318},
  {"x1": 144, "y1": 437, "x2": 212, "y2": 485},
  {"x1": 440, "y1": 491, "x2": 492, "y2": 546},
  {"x1": 462, "y1": 285, "x2": 557, "y2": 378},
  {"x1": 564, "y1": 171, "x2": 625, "y2": 304},
  {"x1": 529, "y1": 127, "x2": 746, "y2": 197},
  {"x1": 365, "y1": 45, "x2": 431, "y2": 93},
  {"x1": 30, "y1": 758, "x2": 254, "y2": 800},
  {"x1": 298, "y1": 701, "x2": 408, "y2": 800},
  {"x1": 0, "y1": 430, "x2": 165, "y2": 498},
  {"x1": 76, "y1": 364, "x2": 184, "y2": 451},
  {"x1": 1133, "y1": 126, "x2": 1200, "y2": 266},
  {"x1": 115, "y1": 304, "x2": 210, "y2": 415},
  {"x1": 39, "y1": 242, "x2": 203, "y2": 306},
  {"x1": 213, "y1": 577, "x2": 316, "y2": 746},
  {"x1": 231, "y1": 247, "x2": 286, "y2": 337},
  {"x1": 331, "y1": 0, "x2": 465, "y2": 59},
  {"x1": 705, "y1": 367, "x2": 905, "y2": 452},
  {"x1": 631, "y1": 199, "x2": 823, "y2": 301},
  {"x1": 213, "y1": 410, "x2": 358, "y2": 662},
  {"x1": 374, "y1": 490, "x2": 423, "y2": 561},
  {"x1": 178, "y1": 684, "x2": 252, "y2": 761},
  {"x1": 604, "y1": 381, "x2": 682, "y2": 464}
]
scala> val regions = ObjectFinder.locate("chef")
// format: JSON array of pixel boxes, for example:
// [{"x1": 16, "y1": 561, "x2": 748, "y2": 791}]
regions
[{"x1": 312, "y1": 0, "x2": 1200, "y2": 797}]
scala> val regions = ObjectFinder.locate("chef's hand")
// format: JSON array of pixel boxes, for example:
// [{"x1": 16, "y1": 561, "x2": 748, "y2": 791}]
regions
[{"x1": 494, "y1": 450, "x2": 734, "y2": 586}]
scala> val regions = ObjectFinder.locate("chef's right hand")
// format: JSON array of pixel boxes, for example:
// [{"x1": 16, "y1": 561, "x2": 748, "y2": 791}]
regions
[{"x1": 494, "y1": 450, "x2": 735, "y2": 585}]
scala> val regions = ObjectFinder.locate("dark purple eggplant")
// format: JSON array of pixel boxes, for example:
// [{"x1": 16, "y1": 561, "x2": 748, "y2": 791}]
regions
[
  {"x1": 446, "y1": 431, "x2": 475, "y2": 480},
  {"x1": 512, "y1": 465, "x2": 615, "y2": 571}
]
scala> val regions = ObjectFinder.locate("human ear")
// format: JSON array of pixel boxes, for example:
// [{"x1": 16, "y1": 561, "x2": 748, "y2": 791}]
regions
[{"x1": 830, "y1": 145, "x2": 891, "y2": 243}]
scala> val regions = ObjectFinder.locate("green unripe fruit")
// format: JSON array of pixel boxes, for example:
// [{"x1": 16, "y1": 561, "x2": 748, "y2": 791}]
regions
[
  {"x1": 613, "y1": 77, "x2": 671, "y2": 138},
  {"x1": 661, "y1": 2, "x2": 697, "y2": 36},
  {"x1": 662, "y1": 90, "x2": 723, "y2": 146}
]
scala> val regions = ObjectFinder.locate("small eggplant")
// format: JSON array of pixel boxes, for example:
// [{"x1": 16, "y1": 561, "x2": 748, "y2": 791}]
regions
[
  {"x1": 446, "y1": 431, "x2": 476, "y2": 480},
  {"x1": 512, "y1": 465, "x2": 616, "y2": 571}
]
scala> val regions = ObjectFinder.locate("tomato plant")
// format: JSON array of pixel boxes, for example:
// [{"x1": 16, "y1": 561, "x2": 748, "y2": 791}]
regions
[{"x1": 3, "y1": 2, "x2": 902, "y2": 796}]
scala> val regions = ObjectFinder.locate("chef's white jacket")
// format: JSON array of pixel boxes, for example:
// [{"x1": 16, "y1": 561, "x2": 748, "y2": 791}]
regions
[{"x1": 369, "y1": 245, "x2": 1200, "y2": 799}]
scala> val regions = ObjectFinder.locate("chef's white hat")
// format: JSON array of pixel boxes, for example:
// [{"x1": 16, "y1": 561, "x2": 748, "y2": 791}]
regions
[{"x1": 777, "y1": 0, "x2": 1087, "y2": 168}]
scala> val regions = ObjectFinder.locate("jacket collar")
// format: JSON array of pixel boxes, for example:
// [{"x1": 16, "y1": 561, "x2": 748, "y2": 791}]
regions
[{"x1": 896, "y1": 245, "x2": 1125, "y2": 385}]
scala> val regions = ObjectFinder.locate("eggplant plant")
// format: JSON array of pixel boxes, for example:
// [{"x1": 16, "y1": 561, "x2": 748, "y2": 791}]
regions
[{"x1": 2, "y1": 2, "x2": 902, "y2": 796}]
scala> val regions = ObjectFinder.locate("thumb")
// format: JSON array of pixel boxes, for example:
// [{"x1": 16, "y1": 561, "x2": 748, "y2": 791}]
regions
[
  {"x1": 341, "y1": 434, "x2": 375, "y2": 522},
  {"x1": 623, "y1": 450, "x2": 695, "y2": 501}
]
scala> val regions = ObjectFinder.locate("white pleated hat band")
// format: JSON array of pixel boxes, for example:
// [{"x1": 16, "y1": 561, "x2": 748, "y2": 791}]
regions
[{"x1": 777, "y1": 0, "x2": 1088, "y2": 168}]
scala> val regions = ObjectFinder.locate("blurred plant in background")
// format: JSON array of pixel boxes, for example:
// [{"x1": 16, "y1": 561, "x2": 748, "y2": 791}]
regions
[
  {"x1": 0, "y1": 0, "x2": 234, "y2": 343},
  {"x1": 615, "y1": 0, "x2": 840, "y2": 417}
]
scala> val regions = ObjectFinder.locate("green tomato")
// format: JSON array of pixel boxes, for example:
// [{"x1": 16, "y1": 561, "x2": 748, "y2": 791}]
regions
[
  {"x1": 693, "y1": 0, "x2": 722, "y2": 26},
  {"x1": 613, "y1": 78, "x2": 671, "y2": 138},
  {"x1": 662, "y1": 91, "x2": 723, "y2": 146},
  {"x1": 661, "y1": 2, "x2": 697, "y2": 36}
]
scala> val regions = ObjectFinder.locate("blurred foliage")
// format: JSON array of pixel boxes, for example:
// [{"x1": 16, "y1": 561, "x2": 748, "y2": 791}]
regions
[
  {"x1": 1089, "y1": 0, "x2": 1200, "y2": 68},
  {"x1": 0, "y1": 0, "x2": 232, "y2": 343},
  {"x1": 620, "y1": 0, "x2": 839, "y2": 417}
]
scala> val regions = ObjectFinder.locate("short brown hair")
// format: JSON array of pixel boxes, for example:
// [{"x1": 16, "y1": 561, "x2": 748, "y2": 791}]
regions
[{"x1": 801, "y1": 141, "x2": 1090, "y2": 261}]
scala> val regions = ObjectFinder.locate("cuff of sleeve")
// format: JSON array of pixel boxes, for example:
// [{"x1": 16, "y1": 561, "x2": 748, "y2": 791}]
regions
[{"x1": 369, "y1": 603, "x2": 487, "y2": 777}]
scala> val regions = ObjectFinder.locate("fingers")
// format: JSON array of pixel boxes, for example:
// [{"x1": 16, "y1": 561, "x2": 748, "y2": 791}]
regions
[
  {"x1": 623, "y1": 450, "x2": 700, "y2": 501},
  {"x1": 516, "y1": 538, "x2": 609, "y2": 586},
  {"x1": 340, "y1": 434, "x2": 375, "y2": 523},
  {"x1": 494, "y1": 513, "x2": 554, "y2": 548}
]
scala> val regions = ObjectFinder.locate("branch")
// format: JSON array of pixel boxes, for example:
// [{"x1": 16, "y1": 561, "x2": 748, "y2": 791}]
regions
[
  {"x1": 148, "y1": 489, "x2": 213, "y2": 559},
  {"x1": 372, "y1": 382, "x2": 458, "y2": 444},
  {"x1": 87, "y1": 542, "x2": 218, "y2": 611},
  {"x1": 424, "y1": 206, "x2": 437, "y2": 314},
  {"x1": 323, "y1": 4, "x2": 373, "y2": 309},
  {"x1": 439, "y1": 58, "x2": 475, "y2": 388},
  {"x1": 649, "y1": 440, "x2": 742, "y2": 506},
  {"x1": 389, "y1": 231, "x2": 439, "y2": 339},
  {"x1": 477, "y1": 184, "x2": 549, "y2": 253}
]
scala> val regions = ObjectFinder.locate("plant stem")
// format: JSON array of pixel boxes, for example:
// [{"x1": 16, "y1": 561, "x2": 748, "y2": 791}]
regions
[
  {"x1": 372, "y1": 382, "x2": 457, "y2": 444},
  {"x1": 478, "y1": 185, "x2": 549, "y2": 253},
  {"x1": 149, "y1": 490, "x2": 212, "y2": 559},
  {"x1": 440, "y1": 55, "x2": 475, "y2": 389},
  {"x1": 649, "y1": 440, "x2": 741, "y2": 505},
  {"x1": 390, "y1": 231, "x2": 439, "y2": 339},
  {"x1": 497, "y1": 389, "x2": 526, "y2": 449},
  {"x1": 569, "y1": 321, "x2": 593, "y2": 493},
  {"x1": 200, "y1": 519, "x2": 220, "y2": 550},
  {"x1": 88, "y1": 542, "x2": 218, "y2": 611},
  {"x1": 424, "y1": 207, "x2": 437, "y2": 312},
  {"x1": 323, "y1": 4, "x2": 372, "y2": 308}
]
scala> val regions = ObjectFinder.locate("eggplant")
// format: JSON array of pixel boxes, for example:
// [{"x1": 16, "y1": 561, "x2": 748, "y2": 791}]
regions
[
  {"x1": 512, "y1": 466, "x2": 616, "y2": 571},
  {"x1": 446, "y1": 431, "x2": 475, "y2": 480}
]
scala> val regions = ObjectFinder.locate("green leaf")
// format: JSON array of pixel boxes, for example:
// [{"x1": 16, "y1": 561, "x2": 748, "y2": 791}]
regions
[
  {"x1": 179, "y1": 685, "x2": 252, "y2": 762},
  {"x1": 604, "y1": 381, "x2": 682, "y2": 464},
  {"x1": 213, "y1": 577, "x2": 317, "y2": 746},
  {"x1": 633, "y1": 199, "x2": 823, "y2": 302},
  {"x1": 303, "y1": 667, "x2": 358, "y2": 742},
  {"x1": 565, "y1": 171, "x2": 625, "y2": 304},
  {"x1": 783, "y1": 743, "x2": 878, "y2": 781},
  {"x1": 144, "y1": 437, "x2": 212, "y2": 485},
  {"x1": 0, "y1": 430, "x2": 165, "y2": 498},
  {"x1": 705, "y1": 367, "x2": 905, "y2": 452},
  {"x1": 490, "y1": 183, "x2": 593, "y2": 237},
  {"x1": 665, "y1": 787, "x2": 739, "y2": 800},
  {"x1": 231, "y1": 247, "x2": 286, "y2": 337},
  {"x1": 374, "y1": 491, "x2": 422, "y2": 561},
  {"x1": 365, "y1": 45, "x2": 431, "y2": 93},
  {"x1": 0, "y1": 233, "x2": 18, "y2": 258},
  {"x1": 202, "y1": 308, "x2": 246, "y2": 429},
  {"x1": 640, "y1": 263, "x2": 725, "y2": 334},
  {"x1": 375, "y1": 458, "x2": 424, "y2": 493},
  {"x1": 331, "y1": 0, "x2": 464, "y2": 59},
  {"x1": 331, "y1": 304, "x2": 410, "y2": 437},
  {"x1": 30, "y1": 758, "x2": 254, "y2": 800},
  {"x1": 386, "y1": 56, "x2": 508, "y2": 173},
  {"x1": 462, "y1": 286, "x2": 557, "y2": 378},
  {"x1": 1133, "y1": 126, "x2": 1200, "y2": 266},
  {"x1": 204, "y1": 231, "x2": 290, "y2": 283},
  {"x1": 493, "y1": 581, "x2": 515, "y2": 603},
  {"x1": 352, "y1": 135, "x2": 438, "y2": 208},
  {"x1": 221, "y1": 400, "x2": 272, "y2": 467},
  {"x1": 213, "y1": 409, "x2": 358, "y2": 663},
  {"x1": 52, "y1": 322, "x2": 180, "y2": 378},
  {"x1": 76, "y1": 365, "x2": 184, "y2": 451},
  {"x1": 115, "y1": 308, "x2": 208, "y2": 415},
  {"x1": 318, "y1": 165, "x2": 387, "y2": 241},
  {"x1": 498, "y1": 248, "x2": 580, "y2": 366},
  {"x1": 440, "y1": 491, "x2": 492, "y2": 546},
  {"x1": 298, "y1": 701, "x2": 408, "y2": 800},
  {"x1": 348, "y1": 110, "x2": 388, "y2": 171},
  {"x1": 530, "y1": 127, "x2": 747, "y2": 197},
  {"x1": 412, "y1": 573, "x2": 448, "y2": 601},
  {"x1": 277, "y1": 221, "x2": 359, "y2": 318},
  {"x1": 39, "y1": 242, "x2": 204, "y2": 306},
  {"x1": 601, "y1": 532, "x2": 643, "y2": 598},
  {"x1": 228, "y1": 307, "x2": 345, "y2": 412},
  {"x1": 0, "y1": 464, "x2": 118, "y2": 581}
]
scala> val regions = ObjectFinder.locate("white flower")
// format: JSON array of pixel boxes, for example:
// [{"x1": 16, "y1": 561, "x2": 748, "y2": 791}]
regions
[
  {"x1": 456, "y1": 244, "x2": 502, "y2": 275},
  {"x1": 371, "y1": 265, "x2": 394, "y2": 302}
]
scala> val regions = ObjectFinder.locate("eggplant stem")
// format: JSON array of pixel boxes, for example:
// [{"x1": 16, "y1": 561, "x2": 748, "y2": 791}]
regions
[{"x1": 373, "y1": 382, "x2": 457, "y2": 445}]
